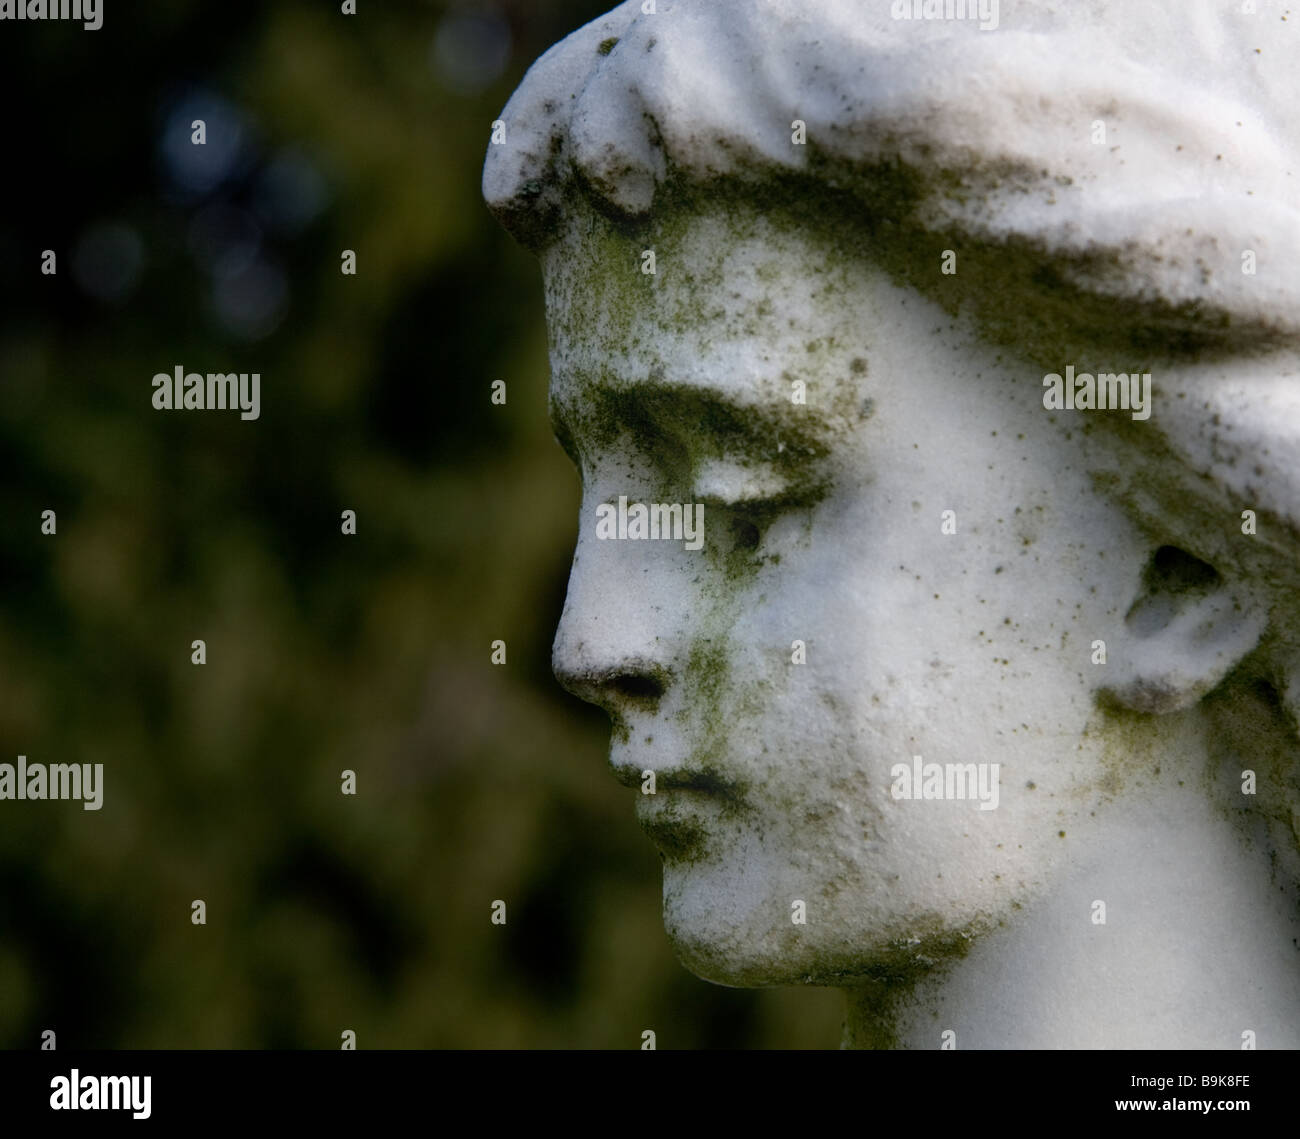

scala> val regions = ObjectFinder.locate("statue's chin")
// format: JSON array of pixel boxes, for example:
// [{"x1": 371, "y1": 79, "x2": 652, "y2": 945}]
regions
[
  {"x1": 665, "y1": 922, "x2": 898, "y2": 990},
  {"x1": 663, "y1": 922, "x2": 793, "y2": 989},
  {"x1": 660, "y1": 879, "x2": 853, "y2": 989},
  {"x1": 657, "y1": 870, "x2": 792, "y2": 987},
  {"x1": 662, "y1": 861, "x2": 995, "y2": 990},
  {"x1": 666, "y1": 918, "x2": 980, "y2": 991}
]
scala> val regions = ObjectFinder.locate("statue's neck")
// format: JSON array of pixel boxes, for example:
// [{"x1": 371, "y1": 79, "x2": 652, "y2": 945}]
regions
[{"x1": 842, "y1": 759, "x2": 1300, "y2": 1049}]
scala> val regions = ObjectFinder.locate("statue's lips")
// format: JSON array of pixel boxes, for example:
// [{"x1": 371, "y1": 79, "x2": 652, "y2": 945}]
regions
[
  {"x1": 630, "y1": 783, "x2": 728, "y2": 860},
  {"x1": 609, "y1": 760, "x2": 746, "y2": 801}
]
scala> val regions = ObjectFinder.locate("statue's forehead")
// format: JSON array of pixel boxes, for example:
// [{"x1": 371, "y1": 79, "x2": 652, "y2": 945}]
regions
[{"x1": 542, "y1": 198, "x2": 872, "y2": 374}]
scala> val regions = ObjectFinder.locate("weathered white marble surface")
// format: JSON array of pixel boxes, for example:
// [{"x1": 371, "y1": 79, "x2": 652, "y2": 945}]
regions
[{"x1": 485, "y1": 1, "x2": 1300, "y2": 1048}]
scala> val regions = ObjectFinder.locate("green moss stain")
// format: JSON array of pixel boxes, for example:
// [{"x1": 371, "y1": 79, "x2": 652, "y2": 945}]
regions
[
  {"x1": 1203, "y1": 664, "x2": 1300, "y2": 876},
  {"x1": 839, "y1": 918, "x2": 988, "y2": 1049}
]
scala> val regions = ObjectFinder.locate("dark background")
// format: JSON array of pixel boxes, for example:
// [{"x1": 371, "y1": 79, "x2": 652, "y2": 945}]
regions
[{"x1": 0, "y1": 0, "x2": 842, "y2": 1048}]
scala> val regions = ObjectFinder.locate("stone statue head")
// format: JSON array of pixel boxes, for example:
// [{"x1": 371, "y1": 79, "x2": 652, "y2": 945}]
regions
[{"x1": 484, "y1": 0, "x2": 1300, "y2": 1046}]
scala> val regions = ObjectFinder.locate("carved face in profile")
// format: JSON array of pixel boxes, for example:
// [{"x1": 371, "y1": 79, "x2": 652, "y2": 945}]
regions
[
  {"x1": 487, "y1": 0, "x2": 1300, "y2": 992},
  {"x1": 545, "y1": 192, "x2": 1184, "y2": 985}
]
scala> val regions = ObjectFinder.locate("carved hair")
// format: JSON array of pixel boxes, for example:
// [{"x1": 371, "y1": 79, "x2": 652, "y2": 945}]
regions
[{"x1": 484, "y1": 0, "x2": 1300, "y2": 337}]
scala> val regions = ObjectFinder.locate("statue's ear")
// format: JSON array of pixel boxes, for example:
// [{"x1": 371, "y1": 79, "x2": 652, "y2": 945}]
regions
[{"x1": 1100, "y1": 545, "x2": 1266, "y2": 714}]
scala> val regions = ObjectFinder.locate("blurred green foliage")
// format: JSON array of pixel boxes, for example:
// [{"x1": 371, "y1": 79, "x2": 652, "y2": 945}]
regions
[{"x1": 0, "y1": 0, "x2": 842, "y2": 1048}]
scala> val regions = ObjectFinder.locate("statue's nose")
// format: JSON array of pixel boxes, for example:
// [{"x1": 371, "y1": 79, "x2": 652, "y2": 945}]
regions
[{"x1": 550, "y1": 526, "x2": 680, "y2": 716}]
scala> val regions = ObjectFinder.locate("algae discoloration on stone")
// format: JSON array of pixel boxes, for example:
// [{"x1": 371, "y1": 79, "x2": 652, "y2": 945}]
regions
[
  {"x1": 839, "y1": 919, "x2": 989, "y2": 1049},
  {"x1": 1203, "y1": 665, "x2": 1300, "y2": 884}
]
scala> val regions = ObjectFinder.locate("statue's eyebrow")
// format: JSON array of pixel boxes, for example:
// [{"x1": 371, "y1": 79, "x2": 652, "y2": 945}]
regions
[{"x1": 552, "y1": 377, "x2": 827, "y2": 465}]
